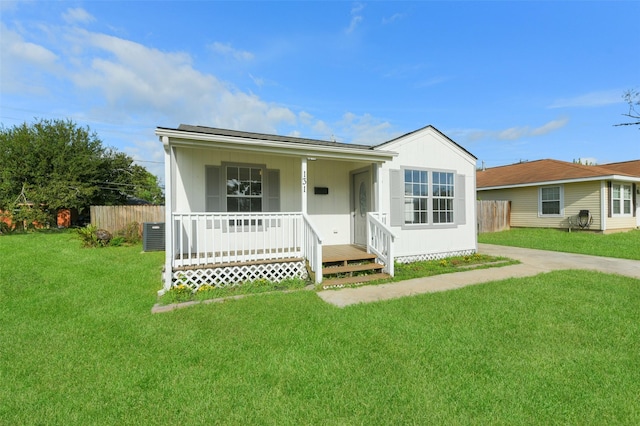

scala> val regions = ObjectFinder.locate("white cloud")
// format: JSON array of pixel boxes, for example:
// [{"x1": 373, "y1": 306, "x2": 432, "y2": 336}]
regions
[
  {"x1": 549, "y1": 90, "x2": 622, "y2": 108},
  {"x1": 465, "y1": 117, "x2": 569, "y2": 142},
  {"x1": 0, "y1": 23, "x2": 59, "y2": 94},
  {"x1": 299, "y1": 111, "x2": 313, "y2": 125},
  {"x1": 415, "y1": 76, "x2": 450, "y2": 88},
  {"x1": 209, "y1": 41, "x2": 254, "y2": 61},
  {"x1": 530, "y1": 117, "x2": 569, "y2": 136},
  {"x1": 312, "y1": 120, "x2": 332, "y2": 137},
  {"x1": 62, "y1": 8, "x2": 95, "y2": 25},
  {"x1": 56, "y1": 29, "x2": 298, "y2": 135},
  {"x1": 338, "y1": 112, "x2": 395, "y2": 145},
  {"x1": 1, "y1": 18, "x2": 404, "y2": 176},
  {"x1": 249, "y1": 73, "x2": 264, "y2": 88},
  {"x1": 382, "y1": 13, "x2": 405, "y2": 25},
  {"x1": 346, "y1": 2, "x2": 364, "y2": 34}
]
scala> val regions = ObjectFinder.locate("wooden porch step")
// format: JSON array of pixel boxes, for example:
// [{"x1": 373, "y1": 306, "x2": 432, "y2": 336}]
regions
[
  {"x1": 321, "y1": 273, "x2": 391, "y2": 288},
  {"x1": 322, "y1": 262, "x2": 384, "y2": 275},
  {"x1": 322, "y1": 244, "x2": 376, "y2": 263}
]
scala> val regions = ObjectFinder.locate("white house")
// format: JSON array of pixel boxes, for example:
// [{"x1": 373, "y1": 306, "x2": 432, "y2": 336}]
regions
[{"x1": 156, "y1": 124, "x2": 477, "y2": 291}]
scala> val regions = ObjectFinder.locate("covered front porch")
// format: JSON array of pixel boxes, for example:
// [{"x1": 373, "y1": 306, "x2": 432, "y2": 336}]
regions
[
  {"x1": 158, "y1": 125, "x2": 397, "y2": 291},
  {"x1": 165, "y1": 211, "x2": 394, "y2": 290}
]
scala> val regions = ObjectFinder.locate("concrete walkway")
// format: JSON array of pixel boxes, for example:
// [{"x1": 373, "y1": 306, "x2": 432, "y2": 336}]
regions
[{"x1": 316, "y1": 244, "x2": 640, "y2": 307}]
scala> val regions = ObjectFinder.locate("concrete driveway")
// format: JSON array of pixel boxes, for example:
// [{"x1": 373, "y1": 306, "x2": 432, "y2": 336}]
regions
[{"x1": 316, "y1": 244, "x2": 640, "y2": 307}]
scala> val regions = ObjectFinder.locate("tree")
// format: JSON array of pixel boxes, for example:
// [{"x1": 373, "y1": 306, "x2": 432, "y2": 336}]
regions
[
  {"x1": 615, "y1": 88, "x2": 640, "y2": 128},
  {"x1": 0, "y1": 119, "x2": 164, "y2": 228}
]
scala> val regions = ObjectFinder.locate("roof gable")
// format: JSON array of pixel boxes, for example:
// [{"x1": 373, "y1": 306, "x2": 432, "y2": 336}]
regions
[
  {"x1": 600, "y1": 159, "x2": 640, "y2": 176},
  {"x1": 374, "y1": 125, "x2": 477, "y2": 160},
  {"x1": 477, "y1": 159, "x2": 638, "y2": 189}
]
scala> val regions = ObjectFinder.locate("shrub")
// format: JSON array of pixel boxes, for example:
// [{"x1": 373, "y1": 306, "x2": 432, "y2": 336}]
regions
[
  {"x1": 109, "y1": 236, "x2": 126, "y2": 247},
  {"x1": 115, "y1": 222, "x2": 141, "y2": 244},
  {"x1": 77, "y1": 224, "x2": 99, "y2": 247},
  {"x1": 0, "y1": 221, "x2": 12, "y2": 235}
]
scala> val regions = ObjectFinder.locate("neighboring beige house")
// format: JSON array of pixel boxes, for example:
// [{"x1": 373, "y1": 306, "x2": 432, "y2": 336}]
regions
[
  {"x1": 156, "y1": 124, "x2": 478, "y2": 291},
  {"x1": 477, "y1": 159, "x2": 640, "y2": 233}
]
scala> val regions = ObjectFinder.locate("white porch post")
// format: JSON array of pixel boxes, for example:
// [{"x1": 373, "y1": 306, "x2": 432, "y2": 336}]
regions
[
  {"x1": 372, "y1": 163, "x2": 380, "y2": 212},
  {"x1": 301, "y1": 157, "x2": 308, "y2": 214},
  {"x1": 162, "y1": 137, "x2": 173, "y2": 292}
]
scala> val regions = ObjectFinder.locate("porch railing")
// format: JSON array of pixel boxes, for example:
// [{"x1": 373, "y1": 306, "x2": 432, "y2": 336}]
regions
[
  {"x1": 367, "y1": 212, "x2": 396, "y2": 276},
  {"x1": 172, "y1": 212, "x2": 303, "y2": 267},
  {"x1": 302, "y1": 213, "x2": 324, "y2": 284}
]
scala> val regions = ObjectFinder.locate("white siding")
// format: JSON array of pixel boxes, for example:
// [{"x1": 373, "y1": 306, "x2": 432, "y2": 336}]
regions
[
  {"x1": 174, "y1": 146, "x2": 301, "y2": 212},
  {"x1": 307, "y1": 160, "x2": 370, "y2": 245},
  {"x1": 378, "y1": 128, "x2": 477, "y2": 258},
  {"x1": 173, "y1": 146, "x2": 376, "y2": 245}
]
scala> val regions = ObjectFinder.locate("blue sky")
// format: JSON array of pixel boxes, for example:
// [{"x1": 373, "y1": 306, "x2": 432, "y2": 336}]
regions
[{"x1": 1, "y1": 1, "x2": 639, "y2": 180}]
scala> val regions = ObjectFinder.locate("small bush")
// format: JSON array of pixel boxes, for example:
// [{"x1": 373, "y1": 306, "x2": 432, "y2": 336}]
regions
[
  {"x1": 164, "y1": 284, "x2": 194, "y2": 303},
  {"x1": 116, "y1": 222, "x2": 141, "y2": 244},
  {"x1": 109, "y1": 236, "x2": 126, "y2": 247},
  {"x1": 0, "y1": 221, "x2": 12, "y2": 235},
  {"x1": 77, "y1": 224, "x2": 99, "y2": 247}
]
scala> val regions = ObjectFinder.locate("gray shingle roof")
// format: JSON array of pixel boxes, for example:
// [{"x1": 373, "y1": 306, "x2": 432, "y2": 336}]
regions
[{"x1": 174, "y1": 124, "x2": 375, "y2": 150}]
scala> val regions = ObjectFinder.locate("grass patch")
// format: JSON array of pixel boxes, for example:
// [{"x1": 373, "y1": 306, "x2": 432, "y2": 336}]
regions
[
  {"x1": 321, "y1": 253, "x2": 518, "y2": 289},
  {"x1": 479, "y1": 228, "x2": 640, "y2": 260},
  {"x1": 159, "y1": 277, "x2": 309, "y2": 305},
  {"x1": 393, "y1": 253, "x2": 516, "y2": 282},
  {"x1": 3, "y1": 232, "x2": 640, "y2": 424}
]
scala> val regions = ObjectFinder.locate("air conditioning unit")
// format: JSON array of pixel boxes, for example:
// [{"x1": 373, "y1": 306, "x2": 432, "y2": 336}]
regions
[{"x1": 143, "y1": 222, "x2": 165, "y2": 252}]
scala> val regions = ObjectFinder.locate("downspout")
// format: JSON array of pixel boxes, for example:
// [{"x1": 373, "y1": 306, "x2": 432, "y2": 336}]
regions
[
  {"x1": 161, "y1": 136, "x2": 173, "y2": 293},
  {"x1": 301, "y1": 157, "x2": 308, "y2": 214}
]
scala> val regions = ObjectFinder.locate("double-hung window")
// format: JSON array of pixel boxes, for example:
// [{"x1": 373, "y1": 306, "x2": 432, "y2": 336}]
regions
[
  {"x1": 205, "y1": 164, "x2": 280, "y2": 230},
  {"x1": 391, "y1": 167, "x2": 465, "y2": 228},
  {"x1": 539, "y1": 186, "x2": 562, "y2": 216},
  {"x1": 612, "y1": 183, "x2": 632, "y2": 215},
  {"x1": 432, "y1": 172, "x2": 454, "y2": 224},
  {"x1": 226, "y1": 166, "x2": 262, "y2": 212},
  {"x1": 403, "y1": 169, "x2": 429, "y2": 224}
]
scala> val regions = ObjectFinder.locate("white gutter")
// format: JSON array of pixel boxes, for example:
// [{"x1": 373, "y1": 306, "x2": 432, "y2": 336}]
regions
[{"x1": 478, "y1": 175, "x2": 640, "y2": 191}]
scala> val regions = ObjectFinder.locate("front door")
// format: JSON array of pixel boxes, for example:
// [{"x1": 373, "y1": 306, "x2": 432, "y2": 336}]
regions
[{"x1": 353, "y1": 170, "x2": 370, "y2": 246}]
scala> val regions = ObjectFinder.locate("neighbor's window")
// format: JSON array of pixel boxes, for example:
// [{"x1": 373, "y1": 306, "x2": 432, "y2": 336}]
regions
[
  {"x1": 432, "y1": 172, "x2": 454, "y2": 223},
  {"x1": 540, "y1": 186, "x2": 562, "y2": 216},
  {"x1": 404, "y1": 169, "x2": 428, "y2": 224},
  {"x1": 612, "y1": 183, "x2": 632, "y2": 215},
  {"x1": 226, "y1": 166, "x2": 262, "y2": 212}
]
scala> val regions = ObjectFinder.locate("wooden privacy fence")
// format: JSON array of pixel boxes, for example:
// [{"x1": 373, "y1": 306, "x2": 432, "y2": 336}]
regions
[
  {"x1": 91, "y1": 205, "x2": 165, "y2": 234},
  {"x1": 477, "y1": 200, "x2": 511, "y2": 233}
]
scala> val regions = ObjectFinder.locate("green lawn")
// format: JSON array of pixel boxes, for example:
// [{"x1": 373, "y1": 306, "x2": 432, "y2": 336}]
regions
[
  {"x1": 2, "y1": 232, "x2": 640, "y2": 424},
  {"x1": 479, "y1": 228, "x2": 640, "y2": 260}
]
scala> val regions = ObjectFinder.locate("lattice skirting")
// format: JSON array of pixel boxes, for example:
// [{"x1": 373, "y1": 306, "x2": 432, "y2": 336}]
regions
[
  {"x1": 171, "y1": 260, "x2": 308, "y2": 290},
  {"x1": 395, "y1": 249, "x2": 476, "y2": 264}
]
